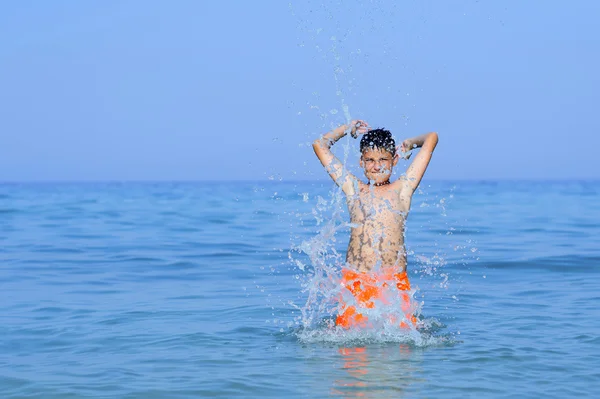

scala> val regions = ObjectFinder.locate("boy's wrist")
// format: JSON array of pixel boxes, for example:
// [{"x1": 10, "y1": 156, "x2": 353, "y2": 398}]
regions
[
  {"x1": 331, "y1": 124, "x2": 349, "y2": 137},
  {"x1": 404, "y1": 139, "x2": 417, "y2": 149}
]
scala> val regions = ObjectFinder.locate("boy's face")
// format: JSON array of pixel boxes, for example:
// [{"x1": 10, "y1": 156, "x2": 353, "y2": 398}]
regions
[{"x1": 360, "y1": 148, "x2": 398, "y2": 184}]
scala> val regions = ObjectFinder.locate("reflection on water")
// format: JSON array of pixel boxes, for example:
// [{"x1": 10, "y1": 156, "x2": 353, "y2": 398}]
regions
[{"x1": 332, "y1": 344, "x2": 423, "y2": 398}]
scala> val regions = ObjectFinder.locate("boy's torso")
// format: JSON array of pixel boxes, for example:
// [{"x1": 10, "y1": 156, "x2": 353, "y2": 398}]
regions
[{"x1": 345, "y1": 180, "x2": 411, "y2": 273}]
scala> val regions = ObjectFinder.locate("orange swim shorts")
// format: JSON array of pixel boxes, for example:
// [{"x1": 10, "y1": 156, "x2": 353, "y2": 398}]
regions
[{"x1": 336, "y1": 268, "x2": 417, "y2": 329}]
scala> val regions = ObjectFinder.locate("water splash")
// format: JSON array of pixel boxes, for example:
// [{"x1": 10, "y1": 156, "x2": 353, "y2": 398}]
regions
[
  {"x1": 291, "y1": 189, "x2": 347, "y2": 328},
  {"x1": 286, "y1": 179, "x2": 459, "y2": 347}
]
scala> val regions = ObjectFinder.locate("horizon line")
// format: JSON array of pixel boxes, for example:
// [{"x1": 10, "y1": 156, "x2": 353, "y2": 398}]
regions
[{"x1": 1, "y1": 178, "x2": 599, "y2": 184}]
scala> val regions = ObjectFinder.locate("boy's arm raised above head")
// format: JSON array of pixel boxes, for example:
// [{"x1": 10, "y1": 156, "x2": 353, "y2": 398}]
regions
[
  {"x1": 312, "y1": 120, "x2": 368, "y2": 196},
  {"x1": 399, "y1": 132, "x2": 439, "y2": 193}
]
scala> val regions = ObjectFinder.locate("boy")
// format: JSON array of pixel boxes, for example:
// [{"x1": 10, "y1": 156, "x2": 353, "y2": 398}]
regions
[{"x1": 312, "y1": 120, "x2": 438, "y2": 329}]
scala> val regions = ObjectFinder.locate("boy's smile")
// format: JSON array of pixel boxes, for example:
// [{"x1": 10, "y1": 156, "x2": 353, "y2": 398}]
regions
[{"x1": 360, "y1": 148, "x2": 398, "y2": 185}]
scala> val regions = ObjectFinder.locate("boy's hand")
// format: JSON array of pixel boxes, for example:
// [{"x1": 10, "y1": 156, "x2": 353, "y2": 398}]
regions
[
  {"x1": 350, "y1": 120, "x2": 370, "y2": 138},
  {"x1": 398, "y1": 140, "x2": 415, "y2": 160}
]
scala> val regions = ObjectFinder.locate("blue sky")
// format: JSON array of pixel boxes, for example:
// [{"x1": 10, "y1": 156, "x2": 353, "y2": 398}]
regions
[{"x1": 1, "y1": 1, "x2": 598, "y2": 181}]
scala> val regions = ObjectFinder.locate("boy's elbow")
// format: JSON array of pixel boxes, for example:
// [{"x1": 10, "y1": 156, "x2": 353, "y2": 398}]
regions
[
  {"x1": 424, "y1": 132, "x2": 438, "y2": 151},
  {"x1": 429, "y1": 132, "x2": 439, "y2": 145},
  {"x1": 312, "y1": 139, "x2": 326, "y2": 152},
  {"x1": 312, "y1": 140, "x2": 322, "y2": 155}
]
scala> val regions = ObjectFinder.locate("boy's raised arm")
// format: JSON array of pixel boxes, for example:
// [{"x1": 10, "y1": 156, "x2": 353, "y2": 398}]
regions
[
  {"x1": 312, "y1": 120, "x2": 368, "y2": 195},
  {"x1": 399, "y1": 132, "x2": 439, "y2": 193}
]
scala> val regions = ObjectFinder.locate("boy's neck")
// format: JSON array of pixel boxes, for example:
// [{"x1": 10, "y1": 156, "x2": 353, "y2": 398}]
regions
[{"x1": 369, "y1": 179, "x2": 391, "y2": 187}]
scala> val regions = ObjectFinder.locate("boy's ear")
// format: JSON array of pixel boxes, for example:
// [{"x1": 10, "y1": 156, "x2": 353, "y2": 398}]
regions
[
  {"x1": 359, "y1": 157, "x2": 364, "y2": 168},
  {"x1": 393, "y1": 153, "x2": 399, "y2": 166}
]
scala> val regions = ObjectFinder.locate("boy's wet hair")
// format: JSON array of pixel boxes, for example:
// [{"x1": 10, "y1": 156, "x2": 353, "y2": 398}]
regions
[{"x1": 359, "y1": 128, "x2": 396, "y2": 155}]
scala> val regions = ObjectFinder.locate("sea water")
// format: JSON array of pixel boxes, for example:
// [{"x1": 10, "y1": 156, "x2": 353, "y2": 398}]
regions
[{"x1": 1, "y1": 180, "x2": 600, "y2": 398}]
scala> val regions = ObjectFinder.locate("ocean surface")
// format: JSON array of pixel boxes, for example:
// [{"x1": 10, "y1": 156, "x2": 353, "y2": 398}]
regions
[{"x1": 1, "y1": 180, "x2": 599, "y2": 398}]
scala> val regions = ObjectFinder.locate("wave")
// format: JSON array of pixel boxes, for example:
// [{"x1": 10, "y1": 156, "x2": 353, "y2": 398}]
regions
[{"x1": 472, "y1": 255, "x2": 600, "y2": 273}]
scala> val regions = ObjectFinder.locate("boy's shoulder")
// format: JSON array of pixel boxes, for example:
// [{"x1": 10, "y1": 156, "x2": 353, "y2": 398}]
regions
[{"x1": 392, "y1": 176, "x2": 414, "y2": 193}]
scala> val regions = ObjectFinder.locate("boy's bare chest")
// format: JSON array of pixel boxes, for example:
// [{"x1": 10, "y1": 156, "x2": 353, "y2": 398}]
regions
[{"x1": 347, "y1": 187, "x2": 410, "y2": 222}]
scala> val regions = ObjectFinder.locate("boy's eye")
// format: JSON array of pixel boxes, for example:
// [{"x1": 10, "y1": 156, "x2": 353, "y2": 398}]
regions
[{"x1": 363, "y1": 157, "x2": 392, "y2": 165}]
